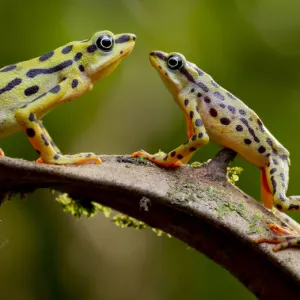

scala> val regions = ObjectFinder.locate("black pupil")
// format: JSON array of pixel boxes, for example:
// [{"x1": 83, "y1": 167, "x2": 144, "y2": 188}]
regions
[
  {"x1": 102, "y1": 37, "x2": 112, "y2": 48},
  {"x1": 97, "y1": 35, "x2": 114, "y2": 51},
  {"x1": 169, "y1": 58, "x2": 178, "y2": 67},
  {"x1": 167, "y1": 55, "x2": 183, "y2": 70}
]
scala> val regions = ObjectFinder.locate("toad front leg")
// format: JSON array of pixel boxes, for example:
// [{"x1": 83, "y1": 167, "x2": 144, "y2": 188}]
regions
[
  {"x1": 132, "y1": 95, "x2": 209, "y2": 167},
  {"x1": 15, "y1": 77, "x2": 101, "y2": 165}
]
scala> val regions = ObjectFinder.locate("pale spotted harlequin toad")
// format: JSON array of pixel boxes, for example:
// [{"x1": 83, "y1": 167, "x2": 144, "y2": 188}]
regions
[
  {"x1": 0, "y1": 30, "x2": 136, "y2": 165},
  {"x1": 132, "y1": 50, "x2": 300, "y2": 251}
]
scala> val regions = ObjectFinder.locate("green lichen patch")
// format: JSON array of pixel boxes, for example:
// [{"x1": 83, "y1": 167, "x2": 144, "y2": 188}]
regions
[
  {"x1": 55, "y1": 192, "x2": 171, "y2": 237},
  {"x1": 248, "y1": 213, "x2": 265, "y2": 234},
  {"x1": 227, "y1": 166, "x2": 243, "y2": 185},
  {"x1": 112, "y1": 214, "x2": 147, "y2": 229},
  {"x1": 117, "y1": 156, "x2": 151, "y2": 166},
  {"x1": 56, "y1": 193, "x2": 110, "y2": 219},
  {"x1": 215, "y1": 199, "x2": 247, "y2": 220},
  {"x1": 191, "y1": 161, "x2": 203, "y2": 168}
]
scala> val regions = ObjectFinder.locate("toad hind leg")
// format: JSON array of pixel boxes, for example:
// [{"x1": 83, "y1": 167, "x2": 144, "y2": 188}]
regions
[
  {"x1": 256, "y1": 158, "x2": 300, "y2": 251},
  {"x1": 15, "y1": 78, "x2": 101, "y2": 165},
  {"x1": 132, "y1": 98, "x2": 209, "y2": 167}
]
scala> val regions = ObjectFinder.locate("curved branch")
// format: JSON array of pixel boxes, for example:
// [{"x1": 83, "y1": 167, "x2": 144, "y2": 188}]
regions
[{"x1": 1, "y1": 149, "x2": 300, "y2": 298}]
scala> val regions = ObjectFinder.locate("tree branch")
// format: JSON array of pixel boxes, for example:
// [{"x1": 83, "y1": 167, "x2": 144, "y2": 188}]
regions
[{"x1": 1, "y1": 149, "x2": 300, "y2": 298}]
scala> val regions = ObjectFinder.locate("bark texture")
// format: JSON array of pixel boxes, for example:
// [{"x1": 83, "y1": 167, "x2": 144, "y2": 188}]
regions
[{"x1": 1, "y1": 149, "x2": 300, "y2": 299}]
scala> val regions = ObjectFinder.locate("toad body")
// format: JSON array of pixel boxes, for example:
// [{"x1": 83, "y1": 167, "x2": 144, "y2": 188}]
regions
[
  {"x1": 0, "y1": 30, "x2": 136, "y2": 165},
  {"x1": 133, "y1": 51, "x2": 300, "y2": 251}
]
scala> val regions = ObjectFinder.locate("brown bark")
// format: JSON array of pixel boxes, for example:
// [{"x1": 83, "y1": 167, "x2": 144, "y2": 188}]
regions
[{"x1": 1, "y1": 149, "x2": 300, "y2": 299}]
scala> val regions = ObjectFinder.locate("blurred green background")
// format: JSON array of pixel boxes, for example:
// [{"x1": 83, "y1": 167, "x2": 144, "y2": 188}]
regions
[{"x1": 1, "y1": 0, "x2": 300, "y2": 299}]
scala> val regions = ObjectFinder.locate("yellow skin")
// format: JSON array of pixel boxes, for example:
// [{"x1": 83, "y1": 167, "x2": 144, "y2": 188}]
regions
[
  {"x1": 0, "y1": 30, "x2": 136, "y2": 165},
  {"x1": 132, "y1": 51, "x2": 300, "y2": 251}
]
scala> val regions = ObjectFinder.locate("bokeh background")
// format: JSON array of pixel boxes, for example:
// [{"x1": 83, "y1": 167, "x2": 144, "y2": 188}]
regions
[{"x1": 1, "y1": 0, "x2": 300, "y2": 299}]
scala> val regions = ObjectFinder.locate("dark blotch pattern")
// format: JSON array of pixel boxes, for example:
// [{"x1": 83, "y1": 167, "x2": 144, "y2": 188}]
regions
[
  {"x1": 211, "y1": 80, "x2": 219, "y2": 88},
  {"x1": 184, "y1": 99, "x2": 189, "y2": 106},
  {"x1": 170, "y1": 151, "x2": 176, "y2": 157},
  {"x1": 87, "y1": 44, "x2": 97, "y2": 53},
  {"x1": 24, "y1": 85, "x2": 39, "y2": 97},
  {"x1": 54, "y1": 154, "x2": 60, "y2": 160},
  {"x1": 270, "y1": 168, "x2": 276, "y2": 174},
  {"x1": 257, "y1": 119, "x2": 265, "y2": 132},
  {"x1": 204, "y1": 96, "x2": 211, "y2": 103},
  {"x1": 289, "y1": 204, "x2": 300, "y2": 210},
  {"x1": 240, "y1": 118, "x2": 260, "y2": 143},
  {"x1": 227, "y1": 105, "x2": 236, "y2": 114},
  {"x1": 72, "y1": 79, "x2": 79, "y2": 89},
  {"x1": 177, "y1": 154, "x2": 183, "y2": 159},
  {"x1": 279, "y1": 194, "x2": 286, "y2": 201},
  {"x1": 244, "y1": 139, "x2": 251, "y2": 145},
  {"x1": 239, "y1": 109, "x2": 246, "y2": 116},
  {"x1": 209, "y1": 108, "x2": 218, "y2": 117},
  {"x1": 79, "y1": 65, "x2": 85, "y2": 72},
  {"x1": 39, "y1": 51, "x2": 54, "y2": 62},
  {"x1": 180, "y1": 67, "x2": 195, "y2": 83},
  {"x1": 213, "y1": 91, "x2": 225, "y2": 101},
  {"x1": 258, "y1": 146, "x2": 266, "y2": 153},
  {"x1": 195, "y1": 67, "x2": 204, "y2": 76},
  {"x1": 197, "y1": 82, "x2": 209, "y2": 93},
  {"x1": 62, "y1": 45, "x2": 73, "y2": 54},
  {"x1": 197, "y1": 92, "x2": 202, "y2": 98},
  {"x1": 266, "y1": 138, "x2": 278, "y2": 154},
  {"x1": 26, "y1": 128, "x2": 35, "y2": 137},
  {"x1": 189, "y1": 111, "x2": 194, "y2": 119},
  {"x1": 236, "y1": 125, "x2": 243, "y2": 132},
  {"x1": 195, "y1": 119, "x2": 203, "y2": 127},
  {"x1": 0, "y1": 78, "x2": 22, "y2": 95},
  {"x1": 50, "y1": 85, "x2": 60, "y2": 94},
  {"x1": 220, "y1": 117, "x2": 231, "y2": 126},
  {"x1": 74, "y1": 52, "x2": 83, "y2": 61},
  {"x1": 266, "y1": 138, "x2": 273, "y2": 147},
  {"x1": 271, "y1": 176, "x2": 277, "y2": 194},
  {"x1": 155, "y1": 52, "x2": 167, "y2": 61},
  {"x1": 227, "y1": 92, "x2": 237, "y2": 100},
  {"x1": 41, "y1": 134, "x2": 49, "y2": 146},
  {"x1": 115, "y1": 35, "x2": 130, "y2": 43},
  {"x1": 29, "y1": 113, "x2": 36, "y2": 122},
  {"x1": 0, "y1": 64, "x2": 17, "y2": 72},
  {"x1": 27, "y1": 60, "x2": 73, "y2": 78},
  {"x1": 190, "y1": 147, "x2": 196, "y2": 152}
]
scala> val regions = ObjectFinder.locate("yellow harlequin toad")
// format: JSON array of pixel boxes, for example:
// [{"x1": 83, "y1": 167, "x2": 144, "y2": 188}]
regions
[
  {"x1": 132, "y1": 50, "x2": 300, "y2": 251},
  {"x1": 0, "y1": 30, "x2": 136, "y2": 165}
]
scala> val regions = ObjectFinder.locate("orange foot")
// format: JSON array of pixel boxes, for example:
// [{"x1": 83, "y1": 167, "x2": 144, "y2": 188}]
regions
[
  {"x1": 255, "y1": 224, "x2": 300, "y2": 252},
  {"x1": 0, "y1": 149, "x2": 4, "y2": 157},
  {"x1": 36, "y1": 155, "x2": 102, "y2": 165},
  {"x1": 132, "y1": 150, "x2": 183, "y2": 167}
]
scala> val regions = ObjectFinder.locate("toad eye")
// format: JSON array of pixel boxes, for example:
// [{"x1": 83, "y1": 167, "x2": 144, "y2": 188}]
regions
[
  {"x1": 167, "y1": 55, "x2": 183, "y2": 70},
  {"x1": 96, "y1": 34, "x2": 114, "y2": 52}
]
